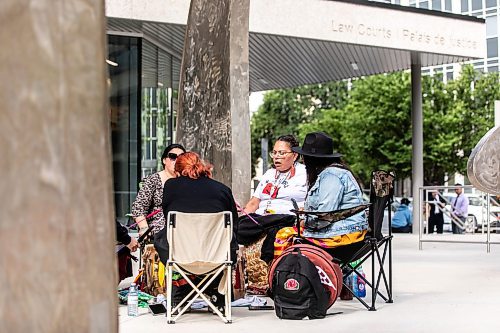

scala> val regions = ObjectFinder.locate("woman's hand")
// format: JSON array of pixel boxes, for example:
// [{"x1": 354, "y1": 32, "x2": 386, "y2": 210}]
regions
[
  {"x1": 242, "y1": 197, "x2": 260, "y2": 214},
  {"x1": 127, "y1": 237, "x2": 139, "y2": 252},
  {"x1": 135, "y1": 216, "x2": 149, "y2": 236},
  {"x1": 138, "y1": 226, "x2": 149, "y2": 237}
]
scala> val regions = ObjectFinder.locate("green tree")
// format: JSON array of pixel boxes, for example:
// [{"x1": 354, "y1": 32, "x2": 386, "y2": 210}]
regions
[
  {"x1": 250, "y1": 81, "x2": 348, "y2": 175},
  {"x1": 447, "y1": 65, "x2": 500, "y2": 174},
  {"x1": 253, "y1": 66, "x2": 499, "y2": 186},
  {"x1": 298, "y1": 73, "x2": 412, "y2": 184},
  {"x1": 421, "y1": 73, "x2": 457, "y2": 184}
]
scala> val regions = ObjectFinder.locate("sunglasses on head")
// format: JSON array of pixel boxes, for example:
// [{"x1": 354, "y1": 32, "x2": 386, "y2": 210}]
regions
[{"x1": 167, "y1": 153, "x2": 179, "y2": 160}]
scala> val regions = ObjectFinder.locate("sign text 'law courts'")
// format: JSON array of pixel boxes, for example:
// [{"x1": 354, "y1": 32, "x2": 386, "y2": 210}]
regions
[{"x1": 332, "y1": 21, "x2": 478, "y2": 51}]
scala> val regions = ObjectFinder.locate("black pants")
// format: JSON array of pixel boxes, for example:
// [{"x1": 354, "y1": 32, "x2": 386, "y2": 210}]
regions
[
  {"x1": 428, "y1": 214, "x2": 444, "y2": 234},
  {"x1": 392, "y1": 225, "x2": 412, "y2": 233}
]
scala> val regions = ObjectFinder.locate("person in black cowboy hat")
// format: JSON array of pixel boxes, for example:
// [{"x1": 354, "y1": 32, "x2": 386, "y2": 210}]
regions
[{"x1": 274, "y1": 132, "x2": 368, "y2": 256}]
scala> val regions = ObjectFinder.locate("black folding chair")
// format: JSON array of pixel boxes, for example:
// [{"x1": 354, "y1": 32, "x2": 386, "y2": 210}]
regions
[
  {"x1": 334, "y1": 170, "x2": 395, "y2": 310},
  {"x1": 293, "y1": 170, "x2": 395, "y2": 311}
]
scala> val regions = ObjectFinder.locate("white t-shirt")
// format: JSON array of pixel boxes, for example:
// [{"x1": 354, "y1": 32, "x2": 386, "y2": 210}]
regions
[{"x1": 252, "y1": 163, "x2": 307, "y2": 215}]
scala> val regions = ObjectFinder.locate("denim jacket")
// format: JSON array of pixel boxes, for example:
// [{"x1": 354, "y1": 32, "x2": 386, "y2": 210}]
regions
[{"x1": 302, "y1": 166, "x2": 367, "y2": 238}]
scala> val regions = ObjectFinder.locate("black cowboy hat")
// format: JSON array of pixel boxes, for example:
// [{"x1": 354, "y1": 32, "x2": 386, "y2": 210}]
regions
[{"x1": 292, "y1": 132, "x2": 342, "y2": 158}]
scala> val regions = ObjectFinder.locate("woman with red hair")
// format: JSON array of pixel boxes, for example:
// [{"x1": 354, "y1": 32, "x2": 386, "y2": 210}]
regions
[
  {"x1": 161, "y1": 152, "x2": 238, "y2": 310},
  {"x1": 163, "y1": 152, "x2": 238, "y2": 222}
]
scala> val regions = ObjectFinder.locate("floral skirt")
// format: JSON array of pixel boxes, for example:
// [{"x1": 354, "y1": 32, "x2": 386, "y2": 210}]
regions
[{"x1": 274, "y1": 226, "x2": 367, "y2": 259}]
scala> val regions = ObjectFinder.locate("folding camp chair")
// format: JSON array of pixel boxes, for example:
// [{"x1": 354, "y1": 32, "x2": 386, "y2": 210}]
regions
[
  {"x1": 165, "y1": 211, "x2": 233, "y2": 324},
  {"x1": 332, "y1": 170, "x2": 395, "y2": 311},
  {"x1": 292, "y1": 170, "x2": 395, "y2": 311}
]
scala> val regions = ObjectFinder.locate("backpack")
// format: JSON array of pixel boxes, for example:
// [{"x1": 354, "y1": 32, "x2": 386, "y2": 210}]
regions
[
  {"x1": 270, "y1": 247, "x2": 330, "y2": 320},
  {"x1": 269, "y1": 244, "x2": 342, "y2": 309}
]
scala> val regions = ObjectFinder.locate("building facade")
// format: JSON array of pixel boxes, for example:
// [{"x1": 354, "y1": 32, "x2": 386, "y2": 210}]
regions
[
  {"x1": 378, "y1": 0, "x2": 498, "y2": 78},
  {"x1": 106, "y1": 0, "x2": 485, "y2": 222}
]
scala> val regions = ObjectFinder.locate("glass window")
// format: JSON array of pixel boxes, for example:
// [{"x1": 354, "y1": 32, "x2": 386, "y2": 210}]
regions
[
  {"x1": 432, "y1": 0, "x2": 441, "y2": 10},
  {"x1": 446, "y1": 72, "x2": 454, "y2": 81},
  {"x1": 419, "y1": 1, "x2": 429, "y2": 9},
  {"x1": 488, "y1": 65, "x2": 498, "y2": 72},
  {"x1": 468, "y1": 197, "x2": 482, "y2": 206},
  {"x1": 487, "y1": 37, "x2": 498, "y2": 57},
  {"x1": 461, "y1": 0, "x2": 469, "y2": 12},
  {"x1": 445, "y1": 0, "x2": 452, "y2": 11},
  {"x1": 141, "y1": 40, "x2": 176, "y2": 175},
  {"x1": 471, "y1": 0, "x2": 482, "y2": 11},
  {"x1": 473, "y1": 63, "x2": 484, "y2": 71},
  {"x1": 486, "y1": 16, "x2": 498, "y2": 36},
  {"x1": 107, "y1": 35, "x2": 141, "y2": 224},
  {"x1": 107, "y1": 35, "x2": 180, "y2": 223},
  {"x1": 486, "y1": 0, "x2": 497, "y2": 8}
]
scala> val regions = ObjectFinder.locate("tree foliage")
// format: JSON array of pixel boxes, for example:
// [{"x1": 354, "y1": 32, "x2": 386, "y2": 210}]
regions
[
  {"x1": 251, "y1": 65, "x2": 500, "y2": 185},
  {"x1": 250, "y1": 81, "x2": 348, "y2": 176}
]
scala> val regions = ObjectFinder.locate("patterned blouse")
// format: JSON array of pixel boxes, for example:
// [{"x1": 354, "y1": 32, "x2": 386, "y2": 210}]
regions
[{"x1": 131, "y1": 173, "x2": 165, "y2": 234}]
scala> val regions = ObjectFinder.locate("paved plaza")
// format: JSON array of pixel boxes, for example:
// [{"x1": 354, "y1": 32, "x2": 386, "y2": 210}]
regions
[{"x1": 119, "y1": 234, "x2": 500, "y2": 333}]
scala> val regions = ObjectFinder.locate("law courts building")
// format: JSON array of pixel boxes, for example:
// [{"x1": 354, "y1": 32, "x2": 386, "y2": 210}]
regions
[{"x1": 105, "y1": 0, "x2": 484, "y2": 224}]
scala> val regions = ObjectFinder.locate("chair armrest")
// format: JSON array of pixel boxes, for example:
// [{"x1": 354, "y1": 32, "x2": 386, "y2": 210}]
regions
[{"x1": 290, "y1": 203, "x2": 370, "y2": 223}]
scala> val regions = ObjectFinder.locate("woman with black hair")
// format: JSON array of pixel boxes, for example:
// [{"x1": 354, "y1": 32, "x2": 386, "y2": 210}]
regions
[
  {"x1": 131, "y1": 143, "x2": 186, "y2": 235},
  {"x1": 274, "y1": 132, "x2": 368, "y2": 257},
  {"x1": 236, "y1": 135, "x2": 307, "y2": 294},
  {"x1": 242, "y1": 134, "x2": 307, "y2": 216},
  {"x1": 237, "y1": 135, "x2": 307, "y2": 261}
]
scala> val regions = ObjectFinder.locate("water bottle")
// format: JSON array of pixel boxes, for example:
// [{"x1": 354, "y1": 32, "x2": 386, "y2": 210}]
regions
[
  {"x1": 127, "y1": 283, "x2": 139, "y2": 316},
  {"x1": 357, "y1": 267, "x2": 366, "y2": 298},
  {"x1": 352, "y1": 273, "x2": 359, "y2": 297},
  {"x1": 340, "y1": 272, "x2": 354, "y2": 300}
]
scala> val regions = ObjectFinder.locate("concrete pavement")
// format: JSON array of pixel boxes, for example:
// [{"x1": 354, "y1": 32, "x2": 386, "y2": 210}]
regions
[{"x1": 119, "y1": 234, "x2": 500, "y2": 333}]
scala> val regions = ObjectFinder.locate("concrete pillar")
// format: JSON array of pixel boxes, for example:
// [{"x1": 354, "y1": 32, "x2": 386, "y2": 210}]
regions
[
  {"x1": 176, "y1": 0, "x2": 251, "y2": 205},
  {"x1": 0, "y1": 1, "x2": 117, "y2": 332},
  {"x1": 411, "y1": 52, "x2": 423, "y2": 235}
]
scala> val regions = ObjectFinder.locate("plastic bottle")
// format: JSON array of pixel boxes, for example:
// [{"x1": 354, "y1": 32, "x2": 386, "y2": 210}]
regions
[
  {"x1": 357, "y1": 267, "x2": 366, "y2": 298},
  {"x1": 127, "y1": 283, "x2": 139, "y2": 316},
  {"x1": 340, "y1": 272, "x2": 354, "y2": 300},
  {"x1": 352, "y1": 273, "x2": 359, "y2": 297}
]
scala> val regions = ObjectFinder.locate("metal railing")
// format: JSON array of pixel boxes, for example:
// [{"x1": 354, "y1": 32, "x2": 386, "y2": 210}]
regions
[{"x1": 418, "y1": 185, "x2": 500, "y2": 253}]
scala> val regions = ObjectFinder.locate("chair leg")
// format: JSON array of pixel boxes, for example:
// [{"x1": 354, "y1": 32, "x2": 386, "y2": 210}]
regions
[
  {"x1": 374, "y1": 241, "x2": 392, "y2": 303},
  {"x1": 387, "y1": 239, "x2": 394, "y2": 303},
  {"x1": 339, "y1": 238, "x2": 394, "y2": 311},
  {"x1": 370, "y1": 243, "x2": 376, "y2": 311},
  {"x1": 170, "y1": 263, "x2": 231, "y2": 323},
  {"x1": 225, "y1": 265, "x2": 232, "y2": 323},
  {"x1": 166, "y1": 264, "x2": 175, "y2": 323}
]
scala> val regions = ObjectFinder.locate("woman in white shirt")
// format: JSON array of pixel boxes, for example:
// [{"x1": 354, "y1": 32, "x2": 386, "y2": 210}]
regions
[
  {"x1": 237, "y1": 135, "x2": 307, "y2": 265},
  {"x1": 243, "y1": 135, "x2": 307, "y2": 215}
]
